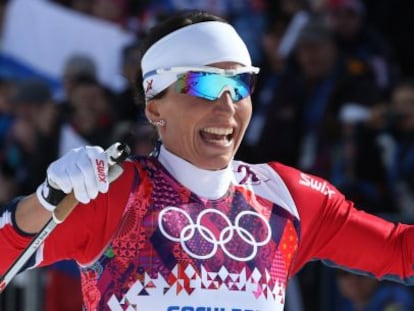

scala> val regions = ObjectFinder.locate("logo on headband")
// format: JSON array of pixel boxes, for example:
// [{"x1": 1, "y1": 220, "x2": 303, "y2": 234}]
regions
[{"x1": 145, "y1": 79, "x2": 154, "y2": 94}]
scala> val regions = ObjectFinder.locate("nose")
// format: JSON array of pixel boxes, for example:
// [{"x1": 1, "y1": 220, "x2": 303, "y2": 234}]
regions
[{"x1": 215, "y1": 90, "x2": 236, "y2": 115}]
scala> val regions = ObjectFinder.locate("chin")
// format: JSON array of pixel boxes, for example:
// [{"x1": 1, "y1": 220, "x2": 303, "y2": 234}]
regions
[{"x1": 199, "y1": 155, "x2": 232, "y2": 170}]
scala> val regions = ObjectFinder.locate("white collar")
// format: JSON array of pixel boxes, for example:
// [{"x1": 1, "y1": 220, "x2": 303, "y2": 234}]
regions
[{"x1": 158, "y1": 145, "x2": 234, "y2": 199}]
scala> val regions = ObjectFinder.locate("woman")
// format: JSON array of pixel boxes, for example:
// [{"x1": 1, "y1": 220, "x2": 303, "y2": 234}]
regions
[{"x1": 1, "y1": 10, "x2": 414, "y2": 311}]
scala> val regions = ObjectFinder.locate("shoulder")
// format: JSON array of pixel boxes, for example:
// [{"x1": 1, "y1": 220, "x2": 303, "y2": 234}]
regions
[
  {"x1": 231, "y1": 160, "x2": 341, "y2": 205},
  {"x1": 122, "y1": 155, "x2": 158, "y2": 173},
  {"x1": 230, "y1": 160, "x2": 302, "y2": 218}
]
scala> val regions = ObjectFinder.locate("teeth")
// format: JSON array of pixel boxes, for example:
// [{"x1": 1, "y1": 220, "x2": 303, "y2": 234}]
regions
[{"x1": 202, "y1": 128, "x2": 233, "y2": 135}]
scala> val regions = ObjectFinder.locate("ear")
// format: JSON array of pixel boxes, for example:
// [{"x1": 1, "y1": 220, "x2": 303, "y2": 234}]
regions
[{"x1": 145, "y1": 100, "x2": 161, "y2": 122}]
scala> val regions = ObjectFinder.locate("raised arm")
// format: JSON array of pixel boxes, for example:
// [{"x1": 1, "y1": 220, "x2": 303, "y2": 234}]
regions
[
  {"x1": 0, "y1": 145, "x2": 124, "y2": 275},
  {"x1": 272, "y1": 163, "x2": 414, "y2": 284}
]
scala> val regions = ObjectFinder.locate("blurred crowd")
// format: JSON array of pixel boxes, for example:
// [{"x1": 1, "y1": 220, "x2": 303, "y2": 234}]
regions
[{"x1": 1, "y1": 0, "x2": 414, "y2": 310}]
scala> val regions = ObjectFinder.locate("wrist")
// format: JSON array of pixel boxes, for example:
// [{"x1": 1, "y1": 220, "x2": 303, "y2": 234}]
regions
[{"x1": 35, "y1": 179, "x2": 66, "y2": 212}]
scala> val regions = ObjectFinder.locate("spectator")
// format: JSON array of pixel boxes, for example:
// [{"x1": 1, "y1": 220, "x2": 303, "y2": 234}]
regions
[
  {"x1": 335, "y1": 269, "x2": 414, "y2": 311},
  {"x1": 59, "y1": 75, "x2": 114, "y2": 155},
  {"x1": 374, "y1": 79, "x2": 414, "y2": 219},
  {"x1": 109, "y1": 40, "x2": 158, "y2": 159},
  {"x1": 238, "y1": 15, "x2": 290, "y2": 161},
  {"x1": 335, "y1": 78, "x2": 414, "y2": 218},
  {"x1": 112, "y1": 41, "x2": 144, "y2": 123},
  {"x1": 2, "y1": 79, "x2": 60, "y2": 194},
  {"x1": 331, "y1": 101, "x2": 394, "y2": 214},
  {"x1": 0, "y1": 77, "x2": 17, "y2": 149},
  {"x1": 59, "y1": 53, "x2": 98, "y2": 104},
  {"x1": 324, "y1": 0, "x2": 400, "y2": 95},
  {"x1": 244, "y1": 17, "x2": 380, "y2": 178}
]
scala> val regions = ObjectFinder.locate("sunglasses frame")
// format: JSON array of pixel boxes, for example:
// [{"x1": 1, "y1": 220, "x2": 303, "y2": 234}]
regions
[
  {"x1": 143, "y1": 65, "x2": 260, "y2": 101},
  {"x1": 143, "y1": 65, "x2": 260, "y2": 79}
]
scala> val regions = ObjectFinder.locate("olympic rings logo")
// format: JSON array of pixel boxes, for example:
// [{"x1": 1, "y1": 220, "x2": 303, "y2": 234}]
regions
[{"x1": 158, "y1": 207, "x2": 272, "y2": 262}]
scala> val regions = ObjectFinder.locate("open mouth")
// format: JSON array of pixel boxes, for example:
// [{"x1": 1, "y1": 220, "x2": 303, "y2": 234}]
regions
[{"x1": 200, "y1": 127, "x2": 234, "y2": 146}]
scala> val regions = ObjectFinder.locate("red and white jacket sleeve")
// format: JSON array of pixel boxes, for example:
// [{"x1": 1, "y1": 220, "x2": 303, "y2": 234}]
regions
[
  {"x1": 271, "y1": 162, "x2": 414, "y2": 284},
  {"x1": 0, "y1": 161, "x2": 136, "y2": 274}
]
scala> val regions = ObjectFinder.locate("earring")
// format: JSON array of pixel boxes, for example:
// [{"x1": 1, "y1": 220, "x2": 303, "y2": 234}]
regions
[{"x1": 150, "y1": 119, "x2": 166, "y2": 127}]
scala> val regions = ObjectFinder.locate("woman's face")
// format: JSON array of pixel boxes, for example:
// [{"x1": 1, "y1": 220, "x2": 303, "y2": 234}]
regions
[{"x1": 146, "y1": 62, "x2": 253, "y2": 170}]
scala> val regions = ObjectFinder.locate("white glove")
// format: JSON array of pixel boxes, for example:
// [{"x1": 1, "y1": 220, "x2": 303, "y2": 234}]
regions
[{"x1": 36, "y1": 146, "x2": 109, "y2": 211}]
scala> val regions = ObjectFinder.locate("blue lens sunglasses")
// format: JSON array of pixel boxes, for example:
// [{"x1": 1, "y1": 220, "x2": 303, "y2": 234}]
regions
[{"x1": 153, "y1": 66, "x2": 260, "y2": 102}]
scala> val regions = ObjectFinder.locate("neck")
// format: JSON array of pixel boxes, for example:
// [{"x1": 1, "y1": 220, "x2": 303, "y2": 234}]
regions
[{"x1": 157, "y1": 145, "x2": 234, "y2": 199}]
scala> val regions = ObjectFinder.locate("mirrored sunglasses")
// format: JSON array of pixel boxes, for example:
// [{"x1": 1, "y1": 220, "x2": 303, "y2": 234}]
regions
[
  {"x1": 152, "y1": 66, "x2": 260, "y2": 102},
  {"x1": 176, "y1": 71, "x2": 257, "y2": 102}
]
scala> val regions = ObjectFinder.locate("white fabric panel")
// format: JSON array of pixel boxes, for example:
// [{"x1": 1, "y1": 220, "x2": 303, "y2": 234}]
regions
[{"x1": 2, "y1": 0, "x2": 134, "y2": 91}]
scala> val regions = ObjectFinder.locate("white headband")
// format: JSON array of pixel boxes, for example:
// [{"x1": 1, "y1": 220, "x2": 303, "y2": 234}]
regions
[{"x1": 141, "y1": 21, "x2": 253, "y2": 100}]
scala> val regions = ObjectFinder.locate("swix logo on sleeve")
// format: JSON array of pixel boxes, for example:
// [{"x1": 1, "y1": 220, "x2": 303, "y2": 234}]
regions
[
  {"x1": 299, "y1": 173, "x2": 335, "y2": 198},
  {"x1": 95, "y1": 159, "x2": 107, "y2": 183}
]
